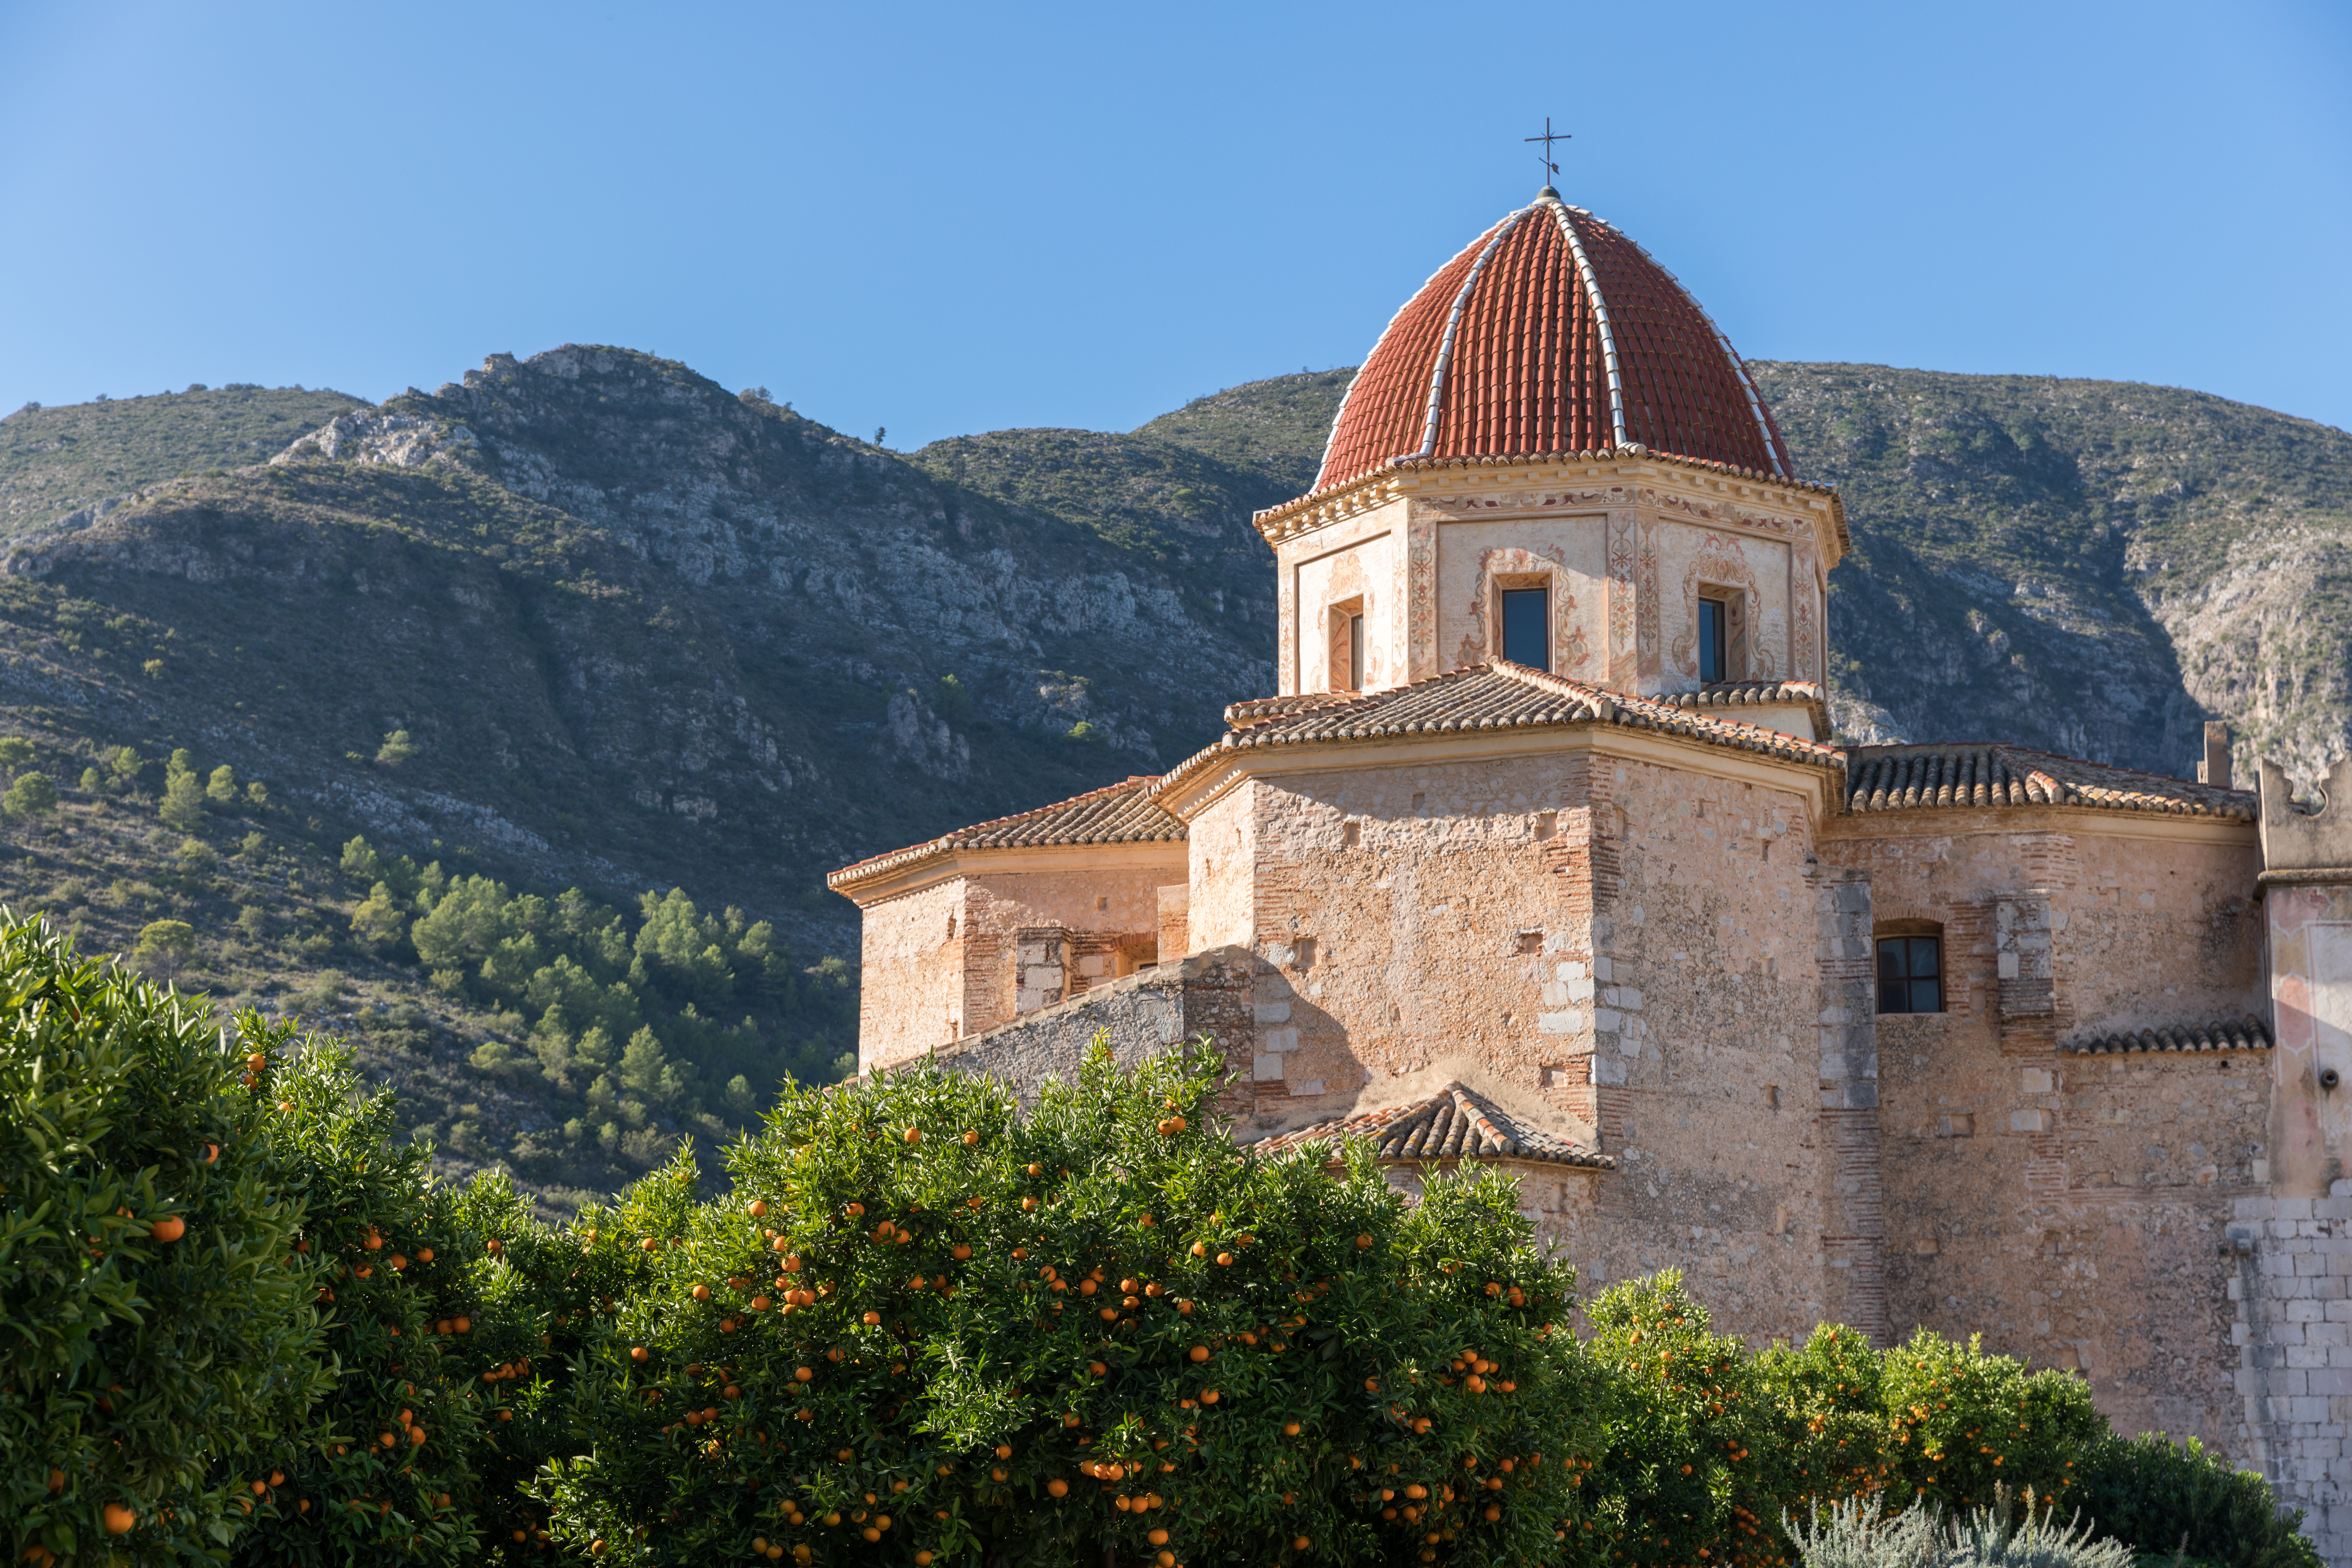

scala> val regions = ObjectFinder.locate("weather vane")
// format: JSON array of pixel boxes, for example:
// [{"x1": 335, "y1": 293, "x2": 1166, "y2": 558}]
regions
[{"x1": 1524, "y1": 117, "x2": 1570, "y2": 186}]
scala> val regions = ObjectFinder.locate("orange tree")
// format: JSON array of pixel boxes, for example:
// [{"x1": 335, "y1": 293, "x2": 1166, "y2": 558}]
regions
[
  {"x1": 528, "y1": 1036, "x2": 1607, "y2": 1567},
  {"x1": 0, "y1": 918, "x2": 333, "y2": 1566},
  {"x1": 229, "y1": 1024, "x2": 488, "y2": 1566},
  {"x1": 442, "y1": 1165, "x2": 637, "y2": 1562},
  {"x1": 1876, "y1": 1328, "x2": 2102, "y2": 1514}
]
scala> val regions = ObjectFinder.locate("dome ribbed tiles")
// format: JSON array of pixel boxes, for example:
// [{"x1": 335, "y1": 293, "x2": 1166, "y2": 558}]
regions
[{"x1": 1316, "y1": 192, "x2": 1792, "y2": 492}]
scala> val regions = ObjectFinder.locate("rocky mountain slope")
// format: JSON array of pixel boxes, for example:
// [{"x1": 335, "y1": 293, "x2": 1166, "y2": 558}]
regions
[{"x1": 1753, "y1": 363, "x2": 2352, "y2": 780}]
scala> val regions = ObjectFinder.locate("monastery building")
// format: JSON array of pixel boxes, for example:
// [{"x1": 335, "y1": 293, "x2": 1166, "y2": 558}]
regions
[{"x1": 830, "y1": 187, "x2": 2352, "y2": 1562}]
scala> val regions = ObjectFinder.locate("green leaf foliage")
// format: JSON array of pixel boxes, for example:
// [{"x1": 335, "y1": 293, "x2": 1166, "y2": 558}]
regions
[
  {"x1": 0, "y1": 917, "x2": 333, "y2": 1564},
  {"x1": 2072, "y1": 1434, "x2": 2322, "y2": 1568},
  {"x1": 526, "y1": 1037, "x2": 1605, "y2": 1567},
  {"x1": 230, "y1": 1022, "x2": 488, "y2": 1566}
]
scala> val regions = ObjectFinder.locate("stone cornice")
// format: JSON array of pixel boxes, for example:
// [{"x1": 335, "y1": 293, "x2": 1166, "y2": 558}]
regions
[
  {"x1": 1816, "y1": 806, "x2": 2260, "y2": 850},
  {"x1": 1254, "y1": 448, "x2": 1849, "y2": 564},
  {"x1": 1152, "y1": 720, "x2": 1844, "y2": 830}
]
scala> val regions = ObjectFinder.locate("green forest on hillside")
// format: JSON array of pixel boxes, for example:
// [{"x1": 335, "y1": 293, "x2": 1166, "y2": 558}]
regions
[{"x1": 0, "y1": 725, "x2": 852, "y2": 1216}]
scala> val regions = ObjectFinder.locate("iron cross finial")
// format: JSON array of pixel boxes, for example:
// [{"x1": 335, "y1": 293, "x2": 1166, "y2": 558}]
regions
[{"x1": 1524, "y1": 117, "x2": 1570, "y2": 187}]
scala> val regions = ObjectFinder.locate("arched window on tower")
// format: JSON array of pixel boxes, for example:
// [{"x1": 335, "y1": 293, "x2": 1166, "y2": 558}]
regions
[{"x1": 1875, "y1": 919, "x2": 1944, "y2": 1014}]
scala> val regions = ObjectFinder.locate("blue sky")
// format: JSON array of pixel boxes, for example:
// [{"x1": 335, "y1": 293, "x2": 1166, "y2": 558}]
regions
[{"x1": 3, "y1": 0, "x2": 2347, "y2": 448}]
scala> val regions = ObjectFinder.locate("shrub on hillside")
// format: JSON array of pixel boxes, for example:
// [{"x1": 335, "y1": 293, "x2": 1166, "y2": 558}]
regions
[
  {"x1": 528, "y1": 1038, "x2": 1605, "y2": 1567},
  {"x1": 0, "y1": 917, "x2": 333, "y2": 1565}
]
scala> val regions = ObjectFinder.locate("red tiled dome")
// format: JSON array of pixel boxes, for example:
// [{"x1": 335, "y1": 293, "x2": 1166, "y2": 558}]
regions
[{"x1": 1316, "y1": 190, "x2": 1793, "y2": 491}]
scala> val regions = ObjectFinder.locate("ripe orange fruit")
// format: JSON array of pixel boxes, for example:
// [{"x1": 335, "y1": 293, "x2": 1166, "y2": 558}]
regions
[
  {"x1": 749, "y1": 1200, "x2": 769, "y2": 1217},
  {"x1": 247, "y1": 1053, "x2": 267, "y2": 1071},
  {"x1": 794, "y1": 1367, "x2": 813, "y2": 1382},
  {"x1": 862, "y1": 1310, "x2": 881, "y2": 1325},
  {"x1": 1149, "y1": 1530, "x2": 1170, "y2": 1546},
  {"x1": 903, "y1": 1128, "x2": 921, "y2": 1144},
  {"x1": 486, "y1": 1239, "x2": 503, "y2": 1254},
  {"x1": 1284, "y1": 1421, "x2": 1302, "y2": 1436},
  {"x1": 1356, "y1": 1234, "x2": 1373, "y2": 1249},
  {"x1": 1189, "y1": 1241, "x2": 1206, "y2": 1257},
  {"x1": 1188, "y1": 1345, "x2": 1210, "y2": 1363},
  {"x1": 1046, "y1": 1479, "x2": 1069, "y2": 1497},
  {"x1": 454, "y1": 1316, "x2": 470, "y2": 1333},
  {"x1": 630, "y1": 1346, "x2": 649, "y2": 1362},
  {"x1": 692, "y1": 1284, "x2": 711, "y2": 1301},
  {"x1": 1026, "y1": 1163, "x2": 1043, "y2": 1177},
  {"x1": 416, "y1": 1247, "x2": 433, "y2": 1263},
  {"x1": 149, "y1": 1216, "x2": 186, "y2": 1243},
  {"x1": 952, "y1": 1244, "x2": 971, "y2": 1260},
  {"x1": 639, "y1": 1238, "x2": 658, "y2": 1252},
  {"x1": 1294, "y1": 1536, "x2": 1311, "y2": 1550},
  {"x1": 363, "y1": 1230, "x2": 381, "y2": 1250},
  {"x1": 1216, "y1": 1253, "x2": 1233, "y2": 1267},
  {"x1": 101, "y1": 1503, "x2": 136, "y2": 1534},
  {"x1": 1201, "y1": 1390, "x2": 1220, "y2": 1405},
  {"x1": 202, "y1": 1143, "x2": 219, "y2": 1164}
]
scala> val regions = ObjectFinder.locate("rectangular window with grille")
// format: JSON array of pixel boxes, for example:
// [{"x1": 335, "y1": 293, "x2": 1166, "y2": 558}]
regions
[{"x1": 1877, "y1": 935, "x2": 1942, "y2": 1014}]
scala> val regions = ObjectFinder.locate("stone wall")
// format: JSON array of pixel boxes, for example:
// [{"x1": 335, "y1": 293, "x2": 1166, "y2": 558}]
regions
[
  {"x1": 1177, "y1": 734, "x2": 1843, "y2": 1344},
  {"x1": 1821, "y1": 810, "x2": 2270, "y2": 1468},
  {"x1": 923, "y1": 946, "x2": 1264, "y2": 1116},
  {"x1": 852, "y1": 852, "x2": 1181, "y2": 1073}
]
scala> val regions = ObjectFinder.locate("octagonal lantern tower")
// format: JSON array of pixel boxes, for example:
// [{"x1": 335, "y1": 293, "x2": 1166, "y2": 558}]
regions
[{"x1": 1258, "y1": 187, "x2": 1848, "y2": 713}]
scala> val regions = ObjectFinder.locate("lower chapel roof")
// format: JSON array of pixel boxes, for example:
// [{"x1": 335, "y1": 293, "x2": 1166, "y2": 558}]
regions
[
  {"x1": 1251, "y1": 1082, "x2": 1613, "y2": 1170},
  {"x1": 830, "y1": 677, "x2": 2261, "y2": 889},
  {"x1": 826, "y1": 775, "x2": 1183, "y2": 888}
]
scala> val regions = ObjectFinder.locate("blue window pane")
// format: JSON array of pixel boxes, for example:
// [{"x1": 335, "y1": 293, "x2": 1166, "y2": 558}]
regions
[
  {"x1": 1699, "y1": 599, "x2": 1726, "y2": 682},
  {"x1": 1500, "y1": 589, "x2": 1548, "y2": 671}
]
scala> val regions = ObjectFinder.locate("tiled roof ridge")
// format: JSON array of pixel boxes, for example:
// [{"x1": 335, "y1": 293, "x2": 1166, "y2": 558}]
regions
[
  {"x1": 1542, "y1": 199, "x2": 1629, "y2": 452},
  {"x1": 1409, "y1": 205, "x2": 1542, "y2": 463},
  {"x1": 1224, "y1": 692, "x2": 1357, "y2": 728},
  {"x1": 1253, "y1": 1079, "x2": 1613, "y2": 1169},
  {"x1": 2059, "y1": 1014, "x2": 2274, "y2": 1055},
  {"x1": 1150, "y1": 662, "x2": 1843, "y2": 806},
  {"x1": 1841, "y1": 741, "x2": 2256, "y2": 821},
  {"x1": 1661, "y1": 679, "x2": 1827, "y2": 708},
  {"x1": 1589, "y1": 207, "x2": 1793, "y2": 480},
  {"x1": 828, "y1": 774, "x2": 1179, "y2": 888}
]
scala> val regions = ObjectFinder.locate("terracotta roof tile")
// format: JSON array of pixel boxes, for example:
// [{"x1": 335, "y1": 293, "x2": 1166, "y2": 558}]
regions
[
  {"x1": 1659, "y1": 680, "x2": 1829, "y2": 735},
  {"x1": 828, "y1": 776, "x2": 1184, "y2": 890},
  {"x1": 1158, "y1": 661, "x2": 1843, "y2": 798},
  {"x1": 1315, "y1": 193, "x2": 1790, "y2": 492},
  {"x1": 2059, "y1": 1015, "x2": 2274, "y2": 1055},
  {"x1": 1840, "y1": 744, "x2": 2256, "y2": 821},
  {"x1": 1251, "y1": 1081, "x2": 1612, "y2": 1169}
]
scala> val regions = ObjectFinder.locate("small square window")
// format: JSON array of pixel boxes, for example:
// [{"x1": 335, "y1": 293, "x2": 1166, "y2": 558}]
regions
[{"x1": 1876, "y1": 935, "x2": 1942, "y2": 1014}]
